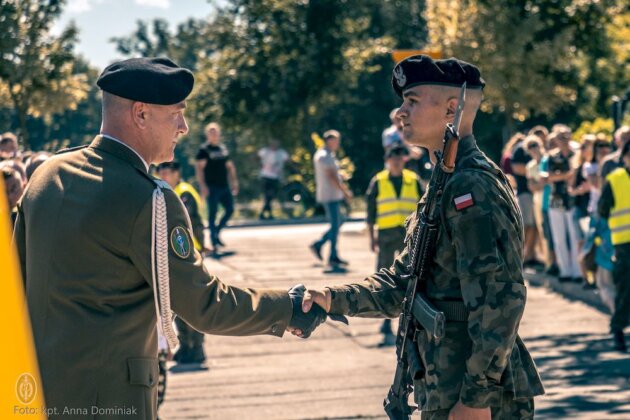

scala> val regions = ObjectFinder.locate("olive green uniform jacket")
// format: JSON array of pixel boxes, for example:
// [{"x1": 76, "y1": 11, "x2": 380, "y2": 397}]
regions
[
  {"x1": 14, "y1": 136, "x2": 292, "y2": 419},
  {"x1": 327, "y1": 136, "x2": 544, "y2": 412}
]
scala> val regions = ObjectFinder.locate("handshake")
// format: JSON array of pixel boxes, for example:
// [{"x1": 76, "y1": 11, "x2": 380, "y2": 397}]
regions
[{"x1": 287, "y1": 284, "x2": 348, "y2": 338}]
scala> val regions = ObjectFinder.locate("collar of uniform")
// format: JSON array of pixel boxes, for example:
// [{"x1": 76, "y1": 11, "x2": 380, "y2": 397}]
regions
[
  {"x1": 90, "y1": 135, "x2": 150, "y2": 173},
  {"x1": 454, "y1": 135, "x2": 478, "y2": 163}
]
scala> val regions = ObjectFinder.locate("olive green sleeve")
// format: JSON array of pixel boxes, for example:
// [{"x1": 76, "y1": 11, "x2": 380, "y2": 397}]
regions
[
  {"x1": 442, "y1": 172, "x2": 526, "y2": 408},
  {"x1": 129, "y1": 189, "x2": 292, "y2": 337}
]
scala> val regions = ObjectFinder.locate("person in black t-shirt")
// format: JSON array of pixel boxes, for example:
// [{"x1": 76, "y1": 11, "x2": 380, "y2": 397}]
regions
[{"x1": 195, "y1": 122, "x2": 239, "y2": 248}]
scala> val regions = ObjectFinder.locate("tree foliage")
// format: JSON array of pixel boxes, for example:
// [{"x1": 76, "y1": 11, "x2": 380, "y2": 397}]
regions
[
  {"x1": 425, "y1": 0, "x2": 628, "y2": 135},
  {"x1": 0, "y1": 0, "x2": 89, "y2": 148}
]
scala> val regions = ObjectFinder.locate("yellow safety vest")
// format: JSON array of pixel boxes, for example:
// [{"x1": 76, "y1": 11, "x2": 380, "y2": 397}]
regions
[
  {"x1": 174, "y1": 182, "x2": 204, "y2": 251},
  {"x1": 376, "y1": 169, "x2": 420, "y2": 229},
  {"x1": 607, "y1": 168, "x2": 630, "y2": 245}
]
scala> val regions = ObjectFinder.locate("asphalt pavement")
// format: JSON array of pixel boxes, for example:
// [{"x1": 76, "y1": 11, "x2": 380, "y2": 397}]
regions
[{"x1": 159, "y1": 222, "x2": 630, "y2": 419}]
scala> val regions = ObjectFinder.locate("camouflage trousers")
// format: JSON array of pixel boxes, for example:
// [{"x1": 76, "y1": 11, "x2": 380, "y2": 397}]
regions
[{"x1": 420, "y1": 393, "x2": 534, "y2": 420}]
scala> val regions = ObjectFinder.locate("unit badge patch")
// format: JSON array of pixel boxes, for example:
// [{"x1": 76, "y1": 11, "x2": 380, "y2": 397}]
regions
[
  {"x1": 170, "y1": 226, "x2": 192, "y2": 259},
  {"x1": 454, "y1": 193, "x2": 474, "y2": 211}
]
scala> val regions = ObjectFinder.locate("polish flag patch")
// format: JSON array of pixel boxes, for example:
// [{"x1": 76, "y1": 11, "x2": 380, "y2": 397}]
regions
[{"x1": 454, "y1": 193, "x2": 474, "y2": 211}]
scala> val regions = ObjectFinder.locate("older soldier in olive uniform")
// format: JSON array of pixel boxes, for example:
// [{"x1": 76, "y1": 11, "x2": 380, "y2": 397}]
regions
[
  {"x1": 13, "y1": 58, "x2": 322, "y2": 419},
  {"x1": 298, "y1": 56, "x2": 544, "y2": 420}
]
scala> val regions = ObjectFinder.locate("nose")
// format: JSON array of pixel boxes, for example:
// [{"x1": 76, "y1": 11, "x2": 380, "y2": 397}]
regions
[
  {"x1": 179, "y1": 115, "x2": 189, "y2": 136},
  {"x1": 396, "y1": 105, "x2": 407, "y2": 120}
]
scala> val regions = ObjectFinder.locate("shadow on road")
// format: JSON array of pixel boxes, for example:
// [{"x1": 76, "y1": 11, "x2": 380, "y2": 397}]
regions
[{"x1": 527, "y1": 332, "x2": 630, "y2": 418}]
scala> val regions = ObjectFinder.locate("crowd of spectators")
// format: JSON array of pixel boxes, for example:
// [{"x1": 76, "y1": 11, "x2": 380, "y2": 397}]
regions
[{"x1": 502, "y1": 124, "x2": 630, "y2": 349}]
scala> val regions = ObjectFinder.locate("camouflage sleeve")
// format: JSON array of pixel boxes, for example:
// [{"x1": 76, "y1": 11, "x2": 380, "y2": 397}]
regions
[
  {"x1": 327, "y1": 217, "x2": 413, "y2": 318},
  {"x1": 442, "y1": 171, "x2": 526, "y2": 408}
]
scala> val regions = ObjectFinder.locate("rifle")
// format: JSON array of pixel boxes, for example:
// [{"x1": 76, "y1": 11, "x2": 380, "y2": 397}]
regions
[{"x1": 383, "y1": 82, "x2": 467, "y2": 419}]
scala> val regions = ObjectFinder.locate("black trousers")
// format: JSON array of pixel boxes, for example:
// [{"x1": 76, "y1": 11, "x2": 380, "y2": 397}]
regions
[{"x1": 611, "y1": 242, "x2": 630, "y2": 331}]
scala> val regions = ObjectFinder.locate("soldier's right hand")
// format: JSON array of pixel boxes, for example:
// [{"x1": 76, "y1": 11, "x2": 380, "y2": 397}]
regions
[
  {"x1": 287, "y1": 285, "x2": 347, "y2": 338},
  {"x1": 287, "y1": 284, "x2": 327, "y2": 338}
]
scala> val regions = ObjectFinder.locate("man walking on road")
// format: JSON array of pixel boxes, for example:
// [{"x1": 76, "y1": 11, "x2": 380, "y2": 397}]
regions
[
  {"x1": 195, "y1": 122, "x2": 239, "y2": 248},
  {"x1": 310, "y1": 129, "x2": 353, "y2": 267},
  {"x1": 295, "y1": 55, "x2": 544, "y2": 419}
]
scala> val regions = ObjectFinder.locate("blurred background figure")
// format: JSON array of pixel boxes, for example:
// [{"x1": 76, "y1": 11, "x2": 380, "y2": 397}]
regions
[
  {"x1": 0, "y1": 132, "x2": 20, "y2": 160},
  {"x1": 157, "y1": 161, "x2": 208, "y2": 364},
  {"x1": 598, "y1": 140, "x2": 630, "y2": 352},
  {"x1": 24, "y1": 151, "x2": 52, "y2": 181},
  {"x1": 511, "y1": 132, "x2": 541, "y2": 268},
  {"x1": 1, "y1": 164, "x2": 25, "y2": 228},
  {"x1": 600, "y1": 126, "x2": 630, "y2": 181},
  {"x1": 381, "y1": 108, "x2": 402, "y2": 151},
  {"x1": 258, "y1": 139, "x2": 289, "y2": 220},
  {"x1": 501, "y1": 132, "x2": 526, "y2": 190},
  {"x1": 196, "y1": 122, "x2": 239, "y2": 249},
  {"x1": 542, "y1": 127, "x2": 582, "y2": 282},
  {"x1": 365, "y1": 142, "x2": 422, "y2": 346},
  {"x1": 310, "y1": 129, "x2": 353, "y2": 268},
  {"x1": 524, "y1": 134, "x2": 548, "y2": 269}
]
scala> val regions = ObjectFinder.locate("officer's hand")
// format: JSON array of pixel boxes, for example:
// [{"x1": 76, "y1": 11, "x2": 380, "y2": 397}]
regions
[
  {"x1": 200, "y1": 185, "x2": 209, "y2": 199},
  {"x1": 287, "y1": 284, "x2": 327, "y2": 338},
  {"x1": 231, "y1": 183, "x2": 239, "y2": 196},
  {"x1": 447, "y1": 402, "x2": 490, "y2": 420}
]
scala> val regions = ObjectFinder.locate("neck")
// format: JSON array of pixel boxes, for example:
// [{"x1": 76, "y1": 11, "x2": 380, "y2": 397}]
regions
[{"x1": 101, "y1": 129, "x2": 152, "y2": 164}]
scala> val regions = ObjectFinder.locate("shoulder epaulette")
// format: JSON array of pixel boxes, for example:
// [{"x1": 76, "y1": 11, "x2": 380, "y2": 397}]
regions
[{"x1": 55, "y1": 144, "x2": 89, "y2": 155}]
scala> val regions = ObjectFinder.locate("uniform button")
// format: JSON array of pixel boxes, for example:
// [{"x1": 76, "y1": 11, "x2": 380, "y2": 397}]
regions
[{"x1": 271, "y1": 324, "x2": 279, "y2": 334}]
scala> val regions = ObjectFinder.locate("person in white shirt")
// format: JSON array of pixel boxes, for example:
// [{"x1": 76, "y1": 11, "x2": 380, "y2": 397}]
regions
[{"x1": 258, "y1": 139, "x2": 289, "y2": 219}]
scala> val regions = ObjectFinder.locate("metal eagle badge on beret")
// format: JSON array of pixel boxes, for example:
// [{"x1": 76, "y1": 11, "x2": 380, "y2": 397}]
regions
[
  {"x1": 393, "y1": 65, "x2": 406, "y2": 87},
  {"x1": 170, "y1": 226, "x2": 192, "y2": 259}
]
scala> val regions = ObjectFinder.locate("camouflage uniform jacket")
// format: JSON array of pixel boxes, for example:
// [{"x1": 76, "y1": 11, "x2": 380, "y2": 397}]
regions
[{"x1": 328, "y1": 135, "x2": 544, "y2": 410}]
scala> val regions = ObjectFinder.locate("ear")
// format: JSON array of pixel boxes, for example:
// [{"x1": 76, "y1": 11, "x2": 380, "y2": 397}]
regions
[
  {"x1": 445, "y1": 97, "x2": 458, "y2": 120},
  {"x1": 131, "y1": 102, "x2": 149, "y2": 129}
]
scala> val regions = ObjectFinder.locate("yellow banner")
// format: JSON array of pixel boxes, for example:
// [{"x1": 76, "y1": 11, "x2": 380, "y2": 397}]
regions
[
  {"x1": 391, "y1": 49, "x2": 442, "y2": 63},
  {"x1": 0, "y1": 179, "x2": 46, "y2": 418}
]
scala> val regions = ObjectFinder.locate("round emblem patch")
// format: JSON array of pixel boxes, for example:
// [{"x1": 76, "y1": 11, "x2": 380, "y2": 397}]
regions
[{"x1": 170, "y1": 226, "x2": 192, "y2": 259}]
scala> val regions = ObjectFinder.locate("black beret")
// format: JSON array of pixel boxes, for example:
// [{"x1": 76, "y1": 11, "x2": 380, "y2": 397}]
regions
[
  {"x1": 97, "y1": 57, "x2": 194, "y2": 105},
  {"x1": 392, "y1": 55, "x2": 485, "y2": 98},
  {"x1": 385, "y1": 142, "x2": 409, "y2": 159}
]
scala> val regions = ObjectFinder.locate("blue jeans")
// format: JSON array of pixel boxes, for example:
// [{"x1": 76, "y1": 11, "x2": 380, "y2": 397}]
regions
[
  {"x1": 315, "y1": 200, "x2": 344, "y2": 261},
  {"x1": 207, "y1": 186, "x2": 234, "y2": 245}
]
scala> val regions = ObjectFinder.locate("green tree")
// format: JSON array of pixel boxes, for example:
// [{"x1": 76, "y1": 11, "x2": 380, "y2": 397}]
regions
[
  {"x1": 0, "y1": 0, "x2": 89, "y2": 149},
  {"x1": 112, "y1": 0, "x2": 429, "y2": 196},
  {"x1": 425, "y1": 0, "x2": 626, "y2": 140}
]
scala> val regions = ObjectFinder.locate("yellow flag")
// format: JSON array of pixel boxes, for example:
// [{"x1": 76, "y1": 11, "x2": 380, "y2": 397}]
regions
[{"x1": 0, "y1": 179, "x2": 46, "y2": 418}]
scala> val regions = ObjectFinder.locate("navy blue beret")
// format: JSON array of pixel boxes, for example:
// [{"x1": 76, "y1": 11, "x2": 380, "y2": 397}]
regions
[
  {"x1": 97, "y1": 57, "x2": 194, "y2": 105},
  {"x1": 392, "y1": 55, "x2": 485, "y2": 98}
]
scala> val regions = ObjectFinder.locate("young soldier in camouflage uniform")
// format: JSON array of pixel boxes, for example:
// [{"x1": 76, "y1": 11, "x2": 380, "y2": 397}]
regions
[{"x1": 296, "y1": 55, "x2": 544, "y2": 419}]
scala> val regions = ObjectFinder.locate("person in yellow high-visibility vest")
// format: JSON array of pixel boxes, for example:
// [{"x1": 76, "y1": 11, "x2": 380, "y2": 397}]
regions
[
  {"x1": 598, "y1": 140, "x2": 630, "y2": 352},
  {"x1": 365, "y1": 143, "x2": 423, "y2": 346},
  {"x1": 157, "y1": 161, "x2": 208, "y2": 365}
]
